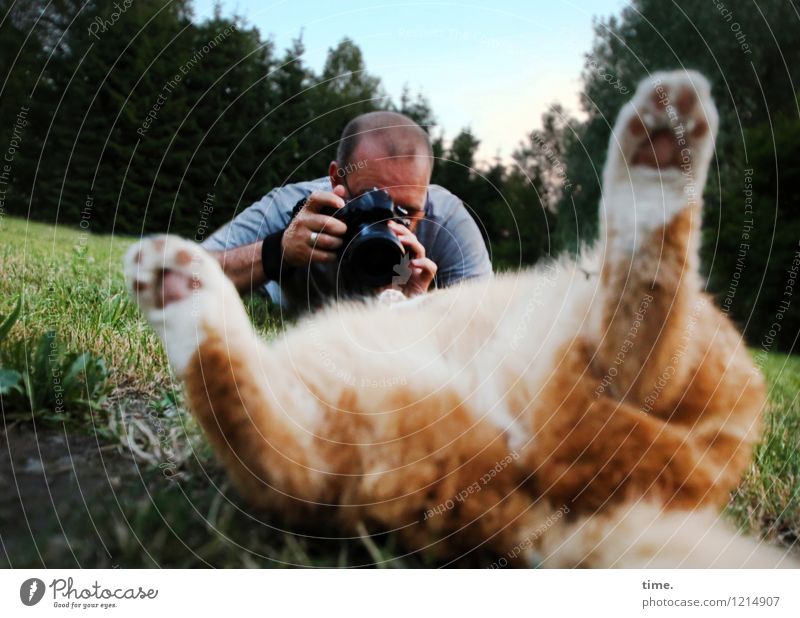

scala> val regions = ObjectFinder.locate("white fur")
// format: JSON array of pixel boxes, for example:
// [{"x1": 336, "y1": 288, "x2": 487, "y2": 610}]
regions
[
  {"x1": 601, "y1": 70, "x2": 718, "y2": 251},
  {"x1": 124, "y1": 236, "x2": 249, "y2": 376},
  {"x1": 539, "y1": 501, "x2": 800, "y2": 568}
]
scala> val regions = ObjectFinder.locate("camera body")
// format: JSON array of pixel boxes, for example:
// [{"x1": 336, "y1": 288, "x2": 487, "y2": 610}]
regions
[{"x1": 320, "y1": 188, "x2": 413, "y2": 289}]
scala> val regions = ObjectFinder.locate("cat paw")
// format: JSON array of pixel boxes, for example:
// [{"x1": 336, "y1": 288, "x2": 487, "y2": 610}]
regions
[
  {"x1": 124, "y1": 235, "x2": 221, "y2": 313},
  {"x1": 602, "y1": 71, "x2": 719, "y2": 242},
  {"x1": 607, "y1": 70, "x2": 718, "y2": 187},
  {"x1": 124, "y1": 235, "x2": 233, "y2": 374}
]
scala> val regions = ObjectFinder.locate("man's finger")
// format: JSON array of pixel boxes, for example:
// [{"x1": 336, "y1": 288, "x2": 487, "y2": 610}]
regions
[
  {"x1": 304, "y1": 190, "x2": 346, "y2": 213},
  {"x1": 398, "y1": 233, "x2": 426, "y2": 260},
  {"x1": 305, "y1": 213, "x2": 347, "y2": 236},
  {"x1": 388, "y1": 221, "x2": 425, "y2": 258},
  {"x1": 411, "y1": 258, "x2": 437, "y2": 283},
  {"x1": 307, "y1": 247, "x2": 338, "y2": 263},
  {"x1": 412, "y1": 257, "x2": 437, "y2": 275},
  {"x1": 403, "y1": 256, "x2": 437, "y2": 296},
  {"x1": 308, "y1": 231, "x2": 343, "y2": 251}
]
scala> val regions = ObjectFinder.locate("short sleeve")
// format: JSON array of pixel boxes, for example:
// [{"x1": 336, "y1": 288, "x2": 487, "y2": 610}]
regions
[
  {"x1": 201, "y1": 189, "x2": 291, "y2": 252},
  {"x1": 200, "y1": 179, "x2": 330, "y2": 302},
  {"x1": 423, "y1": 193, "x2": 493, "y2": 288}
]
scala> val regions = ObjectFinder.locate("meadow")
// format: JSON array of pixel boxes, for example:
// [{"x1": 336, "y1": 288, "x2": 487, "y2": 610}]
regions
[{"x1": 0, "y1": 216, "x2": 797, "y2": 567}]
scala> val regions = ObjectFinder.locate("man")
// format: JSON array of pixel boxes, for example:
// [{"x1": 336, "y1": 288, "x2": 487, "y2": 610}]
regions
[{"x1": 203, "y1": 111, "x2": 491, "y2": 310}]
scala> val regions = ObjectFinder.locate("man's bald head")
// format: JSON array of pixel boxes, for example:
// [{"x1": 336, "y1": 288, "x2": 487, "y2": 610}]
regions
[{"x1": 336, "y1": 111, "x2": 433, "y2": 172}]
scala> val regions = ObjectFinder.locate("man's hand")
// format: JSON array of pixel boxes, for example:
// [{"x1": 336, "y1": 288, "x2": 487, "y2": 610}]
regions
[
  {"x1": 387, "y1": 220, "x2": 438, "y2": 297},
  {"x1": 282, "y1": 186, "x2": 348, "y2": 267}
]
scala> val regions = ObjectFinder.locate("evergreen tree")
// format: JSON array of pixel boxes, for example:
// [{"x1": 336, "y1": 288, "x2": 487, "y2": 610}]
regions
[
  {"x1": 266, "y1": 37, "x2": 319, "y2": 183},
  {"x1": 0, "y1": 0, "x2": 62, "y2": 220},
  {"x1": 394, "y1": 85, "x2": 436, "y2": 133},
  {"x1": 174, "y1": 16, "x2": 274, "y2": 237},
  {"x1": 312, "y1": 38, "x2": 386, "y2": 171}
]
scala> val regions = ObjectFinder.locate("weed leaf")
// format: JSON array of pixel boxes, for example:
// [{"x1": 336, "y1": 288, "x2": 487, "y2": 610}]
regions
[{"x1": 0, "y1": 296, "x2": 22, "y2": 343}]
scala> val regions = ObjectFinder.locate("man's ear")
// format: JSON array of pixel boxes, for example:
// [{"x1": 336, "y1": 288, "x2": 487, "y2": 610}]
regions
[{"x1": 329, "y1": 161, "x2": 343, "y2": 188}]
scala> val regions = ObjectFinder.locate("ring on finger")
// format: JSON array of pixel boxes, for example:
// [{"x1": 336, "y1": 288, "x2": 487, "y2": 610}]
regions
[{"x1": 309, "y1": 231, "x2": 319, "y2": 245}]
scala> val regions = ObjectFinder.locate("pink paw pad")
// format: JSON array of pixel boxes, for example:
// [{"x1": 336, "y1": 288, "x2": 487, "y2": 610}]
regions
[
  {"x1": 158, "y1": 269, "x2": 194, "y2": 308},
  {"x1": 627, "y1": 79, "x2": 708, "y2": 170}
]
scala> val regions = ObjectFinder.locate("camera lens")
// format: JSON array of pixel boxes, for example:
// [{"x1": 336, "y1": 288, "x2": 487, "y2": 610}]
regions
[{"x1": 344, "y1": 223, "x2": 405, "y2": 287}]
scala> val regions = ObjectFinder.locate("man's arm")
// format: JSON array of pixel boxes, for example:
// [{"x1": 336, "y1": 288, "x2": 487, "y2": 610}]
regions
[
  {"x1": 208, "y1": 240, "x2": 267, "y2": 293},
  {"x1": 205, "y1": 186, "x2": 347, "y2": 295}
]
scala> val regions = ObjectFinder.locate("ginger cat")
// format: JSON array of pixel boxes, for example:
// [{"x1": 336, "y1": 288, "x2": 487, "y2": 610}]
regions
[{"x1": 125, "y1": 71, "x2": 797, "y2": 567}]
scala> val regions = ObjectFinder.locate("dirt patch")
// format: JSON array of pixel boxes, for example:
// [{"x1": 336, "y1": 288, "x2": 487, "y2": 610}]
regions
[
  {"x1": 0, "y1": 420, "x2": 150, "y2": 567},
  {"x1": 0, "y1": 401, "x2": 492, "y2": 568}
]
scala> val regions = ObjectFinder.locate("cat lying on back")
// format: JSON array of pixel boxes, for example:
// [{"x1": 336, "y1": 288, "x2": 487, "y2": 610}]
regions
[{"x1": 125, "y1": 71, "x2": 797, "y2": 567}]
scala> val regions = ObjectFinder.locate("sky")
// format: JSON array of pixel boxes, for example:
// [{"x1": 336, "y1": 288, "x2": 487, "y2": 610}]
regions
[{"x1": 192, "y1": 0, "x2": 627, "y2": 164}]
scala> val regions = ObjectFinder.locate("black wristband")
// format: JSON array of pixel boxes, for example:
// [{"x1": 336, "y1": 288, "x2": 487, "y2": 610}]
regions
[
  {"x1": 261, "y1": 198, "x2": 309, "y2": 282},
  {"x1": 260, "y1": 229, "x2": 287, "y2": 282}
]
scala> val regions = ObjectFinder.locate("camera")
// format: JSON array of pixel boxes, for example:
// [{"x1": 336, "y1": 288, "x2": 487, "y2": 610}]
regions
[{"x1": 320, "y1": 188, "x2": 413, "y2": 289}]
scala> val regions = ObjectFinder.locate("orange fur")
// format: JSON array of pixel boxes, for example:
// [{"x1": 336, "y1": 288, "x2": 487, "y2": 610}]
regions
[{"x1": 126, "y1": 71, "x2": 796, "y2": 567}]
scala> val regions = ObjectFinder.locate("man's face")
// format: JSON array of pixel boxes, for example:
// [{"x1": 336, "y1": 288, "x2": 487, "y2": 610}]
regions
[{"x1": 330, "y1": 141, "x2": 431, "y2": 233}]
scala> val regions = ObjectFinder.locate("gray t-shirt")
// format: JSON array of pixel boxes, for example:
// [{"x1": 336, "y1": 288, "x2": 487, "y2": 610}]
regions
[{"x1": 203, "y1": 177, "x2": 492, "y2": 308}]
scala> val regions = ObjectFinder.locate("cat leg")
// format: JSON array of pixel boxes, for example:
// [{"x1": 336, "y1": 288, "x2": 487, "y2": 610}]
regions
[
  {"x1": 124, "y1": 236, "x2": 325, "y2": 512},
  {"x1": 530, "y1": 72, "x2": 765, "y2": 514},
  {"x1": 596, "y1": 70, "x2": 766, "y2": 487},
  {"x1": 594, "y1": 69, "x2": 719, "y2": 409},
  {"x1": 528, "y1": 344, "x2": 791, "y2": 567},
  {"x1": 530, "y1": 340, "x2": 728, "y2": 512}
]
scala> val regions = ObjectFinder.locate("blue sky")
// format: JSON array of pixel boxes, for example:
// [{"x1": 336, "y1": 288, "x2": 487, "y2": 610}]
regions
[{"x1": 193, "y1": 0, "x2": 626, "y2": 163}]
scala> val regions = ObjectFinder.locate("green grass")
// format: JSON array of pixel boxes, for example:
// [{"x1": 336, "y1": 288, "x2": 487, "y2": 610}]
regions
[
  {"x1": 0, "y1": 215, "x2": 414, "y2": 568},
  {"x1": 729, "y1": 353, "x2": 800, "y2": 545},
  {"x1": 0, "y1": 214, "x2": 798, "y2": 567},
  {"x1": 0, "y1": 216, "x2": 166, "y2": 394}
]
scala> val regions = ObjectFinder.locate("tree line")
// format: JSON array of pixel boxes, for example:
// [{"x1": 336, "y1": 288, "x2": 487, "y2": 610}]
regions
[{"x1": 1, "y1": 0, "x2": 798, "y2": 350}]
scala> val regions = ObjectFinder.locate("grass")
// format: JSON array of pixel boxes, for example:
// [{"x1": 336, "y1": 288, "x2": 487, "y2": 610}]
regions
[
  {"x1": 0, "y1": 214, "x2": 798, "y2": 567},
  {"x1": 0, "y1": 215, "x2": 415, "y2": 567},
  {"x1": 729, "y1": 353, "x2": 800, "y2": 545},
  {"x1": 0, "y1": 216, "x2": 166, "y2": 394}
]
